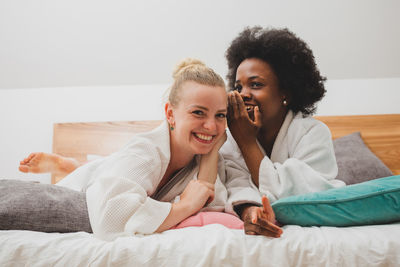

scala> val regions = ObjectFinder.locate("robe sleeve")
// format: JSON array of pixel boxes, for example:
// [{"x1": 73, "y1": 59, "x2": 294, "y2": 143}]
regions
[
  {"x1": 86, "y1": 176, "x2": 171, "y2": 240},
  {"x1": 199, "y1": 154, "x2": 230, "y2": 213},
  {"x1": 258, "y1": 122, "x2": 345, "y2": 202},
  {"x1": 85, "y1": 140, "x2": 171, "y2": 240},
  {"x1": 220, "y1": 134, "x2": 262, "y2": 211}
]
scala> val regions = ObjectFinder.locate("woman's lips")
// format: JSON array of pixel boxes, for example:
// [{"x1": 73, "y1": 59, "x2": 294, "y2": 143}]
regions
[{"x1": 193, "y1": 132, "x2": 214, "y2": 144}]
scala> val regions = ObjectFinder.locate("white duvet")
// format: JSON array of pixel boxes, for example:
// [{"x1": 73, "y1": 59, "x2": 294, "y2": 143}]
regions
[{"x1": 1, "y1": 223, "x2": 400, "y2": 267}]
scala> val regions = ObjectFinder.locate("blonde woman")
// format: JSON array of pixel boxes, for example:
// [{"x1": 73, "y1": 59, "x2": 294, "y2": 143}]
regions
[{"x1": 29, "y1": 59, "x2": 229, "y2": 240}]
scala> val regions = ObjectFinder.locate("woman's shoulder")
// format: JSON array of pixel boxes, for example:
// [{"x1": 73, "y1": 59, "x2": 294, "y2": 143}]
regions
[
  {"x1": 290, "y1": 112, "x2": 330, "y2": 134},
  {"x1": 287, "y1": 112, "x2": 332, "y2": 143},
  {"x1": 124, "y1": 121, "x2": 169, "y2": 147},
  {"x1": 116, "y1": 121, "x2": 171, "y2": 161}
]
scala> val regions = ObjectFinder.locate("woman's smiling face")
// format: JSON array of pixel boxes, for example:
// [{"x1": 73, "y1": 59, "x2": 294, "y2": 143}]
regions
[
  {"x1": 168, "y1": 81, "x2": 227, "y2": 156},
  {"x1": 234, "y1": 58, "x2": 287, "y2": 127}
]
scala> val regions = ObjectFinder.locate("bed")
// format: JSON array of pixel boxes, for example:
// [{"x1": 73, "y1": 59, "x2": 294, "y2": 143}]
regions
[{"x1": 1, "y1": 114, "x2": 400, "y2": 266}]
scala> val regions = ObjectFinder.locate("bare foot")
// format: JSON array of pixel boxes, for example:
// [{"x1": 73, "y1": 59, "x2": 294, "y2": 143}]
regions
[{"x1": 19, "y1": 152, "x2": 81, "y2": 176}]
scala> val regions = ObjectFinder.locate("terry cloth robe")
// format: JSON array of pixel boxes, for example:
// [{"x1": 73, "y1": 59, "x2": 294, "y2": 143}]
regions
[
  {"x1": 221, "y1": 110, "x2": 346, "y2": 205},
  {"x1": 58, "y1": 120, "x2": 228, "y2": 241}
]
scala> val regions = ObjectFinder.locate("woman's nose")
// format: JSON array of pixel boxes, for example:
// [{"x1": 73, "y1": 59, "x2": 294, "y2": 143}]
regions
[
  {"x1": 239, "y1": 86, "x2": 251, "y2": 100},
  {"x1": 203, "y1": 118, "x2": 217, "y2": 132}
]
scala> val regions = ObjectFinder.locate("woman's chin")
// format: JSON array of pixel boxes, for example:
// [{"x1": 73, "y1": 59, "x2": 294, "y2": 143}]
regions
[
  {"x1": 194, "y1": 147, "x2": 213, "y2": 155},
  {"x1": 191, "y1": 143, "x2": 213, "y2": 155}
]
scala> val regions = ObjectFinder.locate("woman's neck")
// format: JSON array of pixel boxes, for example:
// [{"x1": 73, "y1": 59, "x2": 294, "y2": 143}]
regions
[
  {"x1": 157, "y1": 132, "x2": 195, "y2": 191},
  {"x1": 168, "y1": 132, "x2": 195, "y2": 174},
  {"x1": 258, "y1": 110, "x2": 288, "y2": 157}
]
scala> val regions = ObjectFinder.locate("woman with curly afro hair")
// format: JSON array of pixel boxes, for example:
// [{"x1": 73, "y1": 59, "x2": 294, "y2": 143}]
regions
[{"x1": 221, "y1": 26, "x2": 345, "y2": 237}]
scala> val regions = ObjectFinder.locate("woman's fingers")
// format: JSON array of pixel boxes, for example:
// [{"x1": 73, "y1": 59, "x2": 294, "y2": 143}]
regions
[
  {"x1": 229, "y1": 92, "x2": 238, "y2": 118},
  {"x1": 214, "y1": 131, "x2": 227, "y2": 151},
  {"x1": 262, "y1": 195, "x2": 274, "y2": 216},
  {"x1": 233, "y1": 91, "x2": 248, "y2": 118},
  {"x1": 206, "y1": 190, "x2": 215, "y2": 205},
  {"x1": 245, "y1": 230, "x2": 257, "y2": 235},
  {"x1": 255, "y1": 217, "x2": 282, "y2": 234},
  {"x1": 244, "y1": 221, "x2": 282, "y2": 238},
  {"x1": 251, "y1": 209, "x2": 259, "y2": 224},
  {"x1": 254, "y1": 106, "x2": 263, "y2": 128},
  {"x1": 197, "y1": 180, "x2": 215, "y2": 205},
  {"x1": 181, "y1": 180, "x2": 216, "y2": 212},
  {"x1": 262, "y1": 195, "x2": 269, "y2": 213},
  {"x1": 230, "y1": 91, "x2": 260, "y2": 128},
  {"x1": 229, "y1": 91, "x2": 248, "y2": 119},
  {"x1": 243, "y1": 203, "x2": 283, "y2": 238}
]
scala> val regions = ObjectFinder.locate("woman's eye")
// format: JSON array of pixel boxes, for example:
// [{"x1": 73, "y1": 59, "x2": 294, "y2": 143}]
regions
[
  {"x1": 251, "y1": 82, "x2": 263, "y2": 88},
  {"x1": 234, "y1": 84, "x2": 242, "y2": 92},
  {"x1": 216, "y1": 113, "x2": 227, "y2": 119},
  {"x1": 192, "y1": 110, "x2": 204, "y2": 116}
]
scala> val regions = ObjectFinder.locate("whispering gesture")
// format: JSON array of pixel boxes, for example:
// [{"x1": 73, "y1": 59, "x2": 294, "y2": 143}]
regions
[
  {"x1": 227, "y1": 91, "x2": 262, "y2": 147},
  {"x1": 228, "y1": 91, "x2": 265, "y2": 186}
]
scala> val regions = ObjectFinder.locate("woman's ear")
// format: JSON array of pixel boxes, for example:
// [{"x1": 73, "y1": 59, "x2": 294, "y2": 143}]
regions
[
  {"x1": 165, "y1": 102, "x2": 175, "y2": 125},
  {"x1": 281, "y1": 93, "x2": 290, "y2": 107}
]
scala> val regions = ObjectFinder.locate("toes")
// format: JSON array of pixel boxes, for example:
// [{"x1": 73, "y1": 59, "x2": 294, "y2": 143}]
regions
[{"x1": 19, "y1": 165, "x2": 28, "y2": 173}]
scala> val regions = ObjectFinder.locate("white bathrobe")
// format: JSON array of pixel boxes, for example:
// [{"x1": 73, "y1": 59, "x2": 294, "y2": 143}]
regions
[
  {"x1": 58, "y1": 121, "x2": 228, "y2": 240},
  {"x1": 221, "y1": 111, "x2": 346, "y2": 205}
]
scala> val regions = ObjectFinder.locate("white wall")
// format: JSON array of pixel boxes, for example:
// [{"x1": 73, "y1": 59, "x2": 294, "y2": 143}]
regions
[
  {"x1": 318, "y1": 78, "x2": 400, "y2": 116},
  {"x1": 0, "y1": 0, "x2": 400, "y2": 89},
  {"x1": 1, "y1": 78, "x2": 399, "y2": 184},
  {"x1": 0, "y1": 0, "x2": 399, "y2": 183}
]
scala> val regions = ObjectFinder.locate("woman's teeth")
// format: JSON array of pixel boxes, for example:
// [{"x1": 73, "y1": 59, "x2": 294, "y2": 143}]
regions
[
  {"x1": 246, "y1": 105, "x2": 254, "y2": 111},
  {"x1": 195, "y1": 133, "x2": 212, "y2": 141}
]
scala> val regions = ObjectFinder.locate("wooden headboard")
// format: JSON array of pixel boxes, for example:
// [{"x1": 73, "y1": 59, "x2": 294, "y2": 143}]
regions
[
  {"x1": 52, "y1": 121, "x2": 162, "y2": 183},
  {"x1": 315, "y1": 114, "x2": 400, "y2": 175},
  {"x1": 52, "y1": 114, "x2": 400, "y2": 184}
]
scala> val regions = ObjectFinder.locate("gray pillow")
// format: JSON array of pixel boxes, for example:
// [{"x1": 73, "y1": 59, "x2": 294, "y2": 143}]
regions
[
  {"x1": 0, "y1": 179, "x2": 92, "y2": 233},
  {"x1": 333, "y1": 132, "x2": 393, "y2": 185}
]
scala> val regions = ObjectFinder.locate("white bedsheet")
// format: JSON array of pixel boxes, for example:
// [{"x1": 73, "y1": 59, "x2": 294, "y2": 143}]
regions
[{"x1": 1, "y1": 223, "x2": 400, "y2": 267}]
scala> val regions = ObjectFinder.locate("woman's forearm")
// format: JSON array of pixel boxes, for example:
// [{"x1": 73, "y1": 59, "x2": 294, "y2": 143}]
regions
[
  {"x1": 155, "y1": 202, "x2": 191, "y2": 232},
  {"x1": 156, "y1": 179, "x2": 214, "y2": 232},
  {"x1": 238, "y1": 141, "x2": 264, "y2": 187},
  {"x1": 198, "y1": 151, "x2": 219, "y2": 184},
  {"x1": 198, "y1": 133, "x2": 226, "y2": 184}
]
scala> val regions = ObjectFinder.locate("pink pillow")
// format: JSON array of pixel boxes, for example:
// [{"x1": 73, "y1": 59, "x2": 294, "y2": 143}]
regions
[{"x1": 172, "y1": 211, "x2": 244, "y2": 230}]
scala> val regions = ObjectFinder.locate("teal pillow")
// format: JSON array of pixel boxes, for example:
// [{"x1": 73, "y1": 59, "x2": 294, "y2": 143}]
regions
[{"x1": 272, "y1": 175, "x2": 400, "y2": 227}]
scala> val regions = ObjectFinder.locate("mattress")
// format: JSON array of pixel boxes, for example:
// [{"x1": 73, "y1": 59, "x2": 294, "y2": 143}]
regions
[{"x1": 1, "y1": 223, "x2": 399, "y2": 266}]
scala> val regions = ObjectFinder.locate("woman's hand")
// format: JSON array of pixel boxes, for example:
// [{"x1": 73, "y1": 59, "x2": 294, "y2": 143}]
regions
[
  {"x1": 241, "y1": 195, "x2": 283, "y2": 238},
  {"x1": 179, "y1": 180, "x2": 215, "y2": 213},
  {"x1": 157, "y1": 180, "x2": 215, "y2": 232},
  {"x1": 211, "y1": 131, "x2": 227, "y2": 154},
  {"x1": 228, "y1": 91, "x2": 265, "y2": 186},
  {"x1": 228, "y1": 91, "x2": 262, "y2": 147},
  {"x1": 198, "y1": 131, "x2": 227, "y2": 184}
]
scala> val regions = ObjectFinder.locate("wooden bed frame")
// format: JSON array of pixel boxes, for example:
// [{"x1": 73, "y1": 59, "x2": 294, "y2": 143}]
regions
[{"x1": 52, "y1": 114, "x2": 400, "y2": 184}]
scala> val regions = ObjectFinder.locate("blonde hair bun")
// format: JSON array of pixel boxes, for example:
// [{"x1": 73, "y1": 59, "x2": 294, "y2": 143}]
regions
[
  {"x1": 172, "y1": 58, "x2": 206, "y2": 78},
  {"x1": 168, "y1": 57, "x2": 225, "y2": 106}
]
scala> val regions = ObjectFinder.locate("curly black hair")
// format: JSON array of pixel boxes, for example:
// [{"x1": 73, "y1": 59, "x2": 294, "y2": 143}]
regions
[{"x1": 225, "y1": 26, "x2": 326, "y2": 116}]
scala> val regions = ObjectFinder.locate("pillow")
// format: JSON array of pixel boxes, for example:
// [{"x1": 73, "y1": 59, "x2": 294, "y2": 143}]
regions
[
  {"x1": 0, "y1": 179, "x2": 92, "y2": 233},
  {"x1": 272, "y1": 175, "x2": 400, "y2": 227},
  {"x1": 333, "y1": 132, "x2": 393, "y2": 185},
  {"x1": 172, "y1": 211, "x2": 244, "y2": 230}
]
